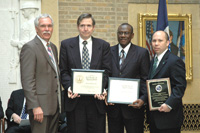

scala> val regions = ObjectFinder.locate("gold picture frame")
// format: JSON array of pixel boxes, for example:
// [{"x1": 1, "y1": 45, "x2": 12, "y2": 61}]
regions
[{"x1": 138, "y1": 13, "x2": 192, "y2": 80}]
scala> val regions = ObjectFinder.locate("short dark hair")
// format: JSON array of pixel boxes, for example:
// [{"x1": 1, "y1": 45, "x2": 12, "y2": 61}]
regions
[
  {"x1": 169, "y1": 30, "x2": 173, "y2": 37},
  {"x1": 118, "y1": 23, "x2": 134, "y2": 33},
  {"x1": 77, "y1": 13, "x2": 95, "y2": 26},
  {"x1": 152, "y1": 30, "x2": 169, "y2": 41}
]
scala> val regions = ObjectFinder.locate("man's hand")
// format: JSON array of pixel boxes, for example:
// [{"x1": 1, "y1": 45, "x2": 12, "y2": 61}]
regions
[
  {"x1": 128, "y1": 99, "x2": 144, "y2": 109},
  {"x1": 33, "y1": 107, "x2": 43, "y2": 123},
  {"x1": 12, "y1": 113, "x2": 21, "y2": 124},
  {"x1": 105, "y1": 96, "x2": 115, "y2": 106},
  {"x1": 158, "y1": 103, "x2": 171, "y2": 112},
  {"x1": 94, "y1": 89, "x2": 107, "y2": 100},
  {"x1": 68, "y1": 87, "x2": 80, "y2": 99}
]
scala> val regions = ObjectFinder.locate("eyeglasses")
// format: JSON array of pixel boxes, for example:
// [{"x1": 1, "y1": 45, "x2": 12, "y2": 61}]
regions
[{"x1": 117, "y1": 32, "x2": 131, "y2": 36}]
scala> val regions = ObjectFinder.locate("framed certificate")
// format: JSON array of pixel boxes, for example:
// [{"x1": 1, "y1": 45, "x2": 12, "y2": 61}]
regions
[
  {"x1": 107, "y1": 77, "x2": 140, "y2": 104},
  {"x1": 71, "y1": 69, "x2": 104, "y2": 95},
  {"x1": 146, "y1": 78, "x2": 171, "y2": 111}
]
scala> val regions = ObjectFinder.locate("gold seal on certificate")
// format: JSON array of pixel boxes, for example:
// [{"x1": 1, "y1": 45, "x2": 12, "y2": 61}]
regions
[
  {"x1": 107, "y1": 77, "x2": 140, "y2": 104},
  {"x1": 146, "y1": 78, "x2": 171, "y2": 111},
  {"x1": 71, "y1": 69, "x2": 104, "y2": 95}
]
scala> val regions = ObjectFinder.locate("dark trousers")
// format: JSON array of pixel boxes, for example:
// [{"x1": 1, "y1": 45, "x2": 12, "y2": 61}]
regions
[
  {"x1": 149, "y1": 118, "x2": 181, "y2": 133},
  {"x1": 29, "y1": 109, "x2": 59, "y2": 133},
  {"x1": 67, "y1": 96, "x2": 105, "y2": 133},
  {"x1": 6, "y1": 125, "x2": 31, "y2": 133},
  {"x1": 107, "y1": 106, "x2": 144, "y2": 133}
]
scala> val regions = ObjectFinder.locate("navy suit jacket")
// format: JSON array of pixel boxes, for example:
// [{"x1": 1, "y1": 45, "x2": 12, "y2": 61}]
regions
[
  {"x1": 59, "y1": 36, "x2": 111, "y2": 114},
  {"x1": 107, "y1": 43, "x2": 150, "y2": 119},
  {"x1": 6, "y1": 89, "x2": 24, "y2": 126},
  {"x1": 148, "y1": 50, "x2": 186, "y2": 129}
]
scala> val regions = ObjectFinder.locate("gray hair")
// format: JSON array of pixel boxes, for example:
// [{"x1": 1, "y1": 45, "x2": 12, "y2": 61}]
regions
[{"x1": 34, "y1": 14, "x2": 54, "y2": 27}]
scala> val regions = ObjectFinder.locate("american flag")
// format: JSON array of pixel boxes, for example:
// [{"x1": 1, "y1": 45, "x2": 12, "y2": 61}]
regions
[{"x1": 146, "y1": 21, "x2": 154, "y2": 59}]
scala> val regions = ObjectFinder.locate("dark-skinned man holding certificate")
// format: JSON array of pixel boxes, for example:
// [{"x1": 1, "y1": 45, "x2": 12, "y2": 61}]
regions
[
  {"x1": 106, "y1": 23, "x2": 150, "y2": 133},
  {"x1": 147, "y1": 30, "x2": 186, "y2": 133}
]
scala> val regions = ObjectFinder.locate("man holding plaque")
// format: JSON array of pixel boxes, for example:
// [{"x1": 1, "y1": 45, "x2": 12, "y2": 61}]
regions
[
  {"x1": 147, "y1": 31, "x2": 186, "y2": 133},
  {"x1": 59, "y1": 13, "x2": 111, "y2": 133},
  {"x1": 106, "y1": 23, "x2": 150, "y2": 133}
]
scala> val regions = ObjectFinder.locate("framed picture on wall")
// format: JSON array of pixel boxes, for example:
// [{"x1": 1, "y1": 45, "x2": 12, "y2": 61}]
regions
[{"x1": 137, "y1": 13, "x2": 192, "y2": 80}]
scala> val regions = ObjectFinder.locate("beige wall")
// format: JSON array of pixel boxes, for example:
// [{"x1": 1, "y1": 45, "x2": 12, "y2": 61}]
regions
[
  {"x1": 41, "y1": 0, "x2": 59, "y2": 48},
  {"x1": 128, "y1": 4, "x2": 200, "y2": 104}
]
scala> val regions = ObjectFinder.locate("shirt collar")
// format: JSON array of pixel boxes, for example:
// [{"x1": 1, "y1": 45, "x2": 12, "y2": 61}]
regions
[
  {"x1": 155, "y1": 49, "x2": 168, "y2": 62},
  {"x1": 37, "y1": 35, "x2": 50, "y2": 46},
  {"x1": 118, "y1": 43, "x2": 131, "y2": 56},
  {"x1": 79, "y1": 36, "x2": 92, "y2": 44}
]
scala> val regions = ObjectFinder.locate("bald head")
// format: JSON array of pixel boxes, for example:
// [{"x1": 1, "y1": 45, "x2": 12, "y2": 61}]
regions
[{"x1": 151, "y1": 31, "x2": 169, "y2": 55}]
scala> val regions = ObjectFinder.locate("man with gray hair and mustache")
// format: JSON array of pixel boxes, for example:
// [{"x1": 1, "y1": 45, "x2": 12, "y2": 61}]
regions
[{"x1": 20, "y1": 14, "x2": 62, "y2": 133}]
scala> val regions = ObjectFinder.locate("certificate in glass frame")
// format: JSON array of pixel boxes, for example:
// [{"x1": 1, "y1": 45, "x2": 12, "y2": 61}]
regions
[
  {"x1": 146, "y1": 78, "x2": 171, "y2": 111},
  {"x1": 71, "y1": 69, "x2": 104, "y2": 95},
  {"x1": 107, "y1": 77, "x2": 140, "y2": 104}
]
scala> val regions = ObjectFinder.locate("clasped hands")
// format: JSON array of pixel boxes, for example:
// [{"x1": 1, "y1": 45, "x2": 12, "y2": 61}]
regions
[
  {"x1": 105, "y1": 98, "x2": 144, "y2": 109},
  {"x1": 68, "y1": 87, "x2": 107, "y2": 100}
]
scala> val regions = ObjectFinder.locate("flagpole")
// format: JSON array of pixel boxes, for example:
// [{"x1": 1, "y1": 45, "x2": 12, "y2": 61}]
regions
[{"x1": 166, "y1": 0, "x2": 168, "y2": 14}]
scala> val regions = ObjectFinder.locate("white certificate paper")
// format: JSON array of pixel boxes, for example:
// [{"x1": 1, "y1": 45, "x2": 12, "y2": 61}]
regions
[
  {"x1": 107, "y1": 78, "x2": 140, "y2": 104},
  {"x1": 72, "y1": 69, "x2": 104, "y2": 95}
]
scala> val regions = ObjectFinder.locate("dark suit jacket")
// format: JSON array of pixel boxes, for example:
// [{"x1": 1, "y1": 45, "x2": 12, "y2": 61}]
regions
[
  {"x1": 170, "y1": 42, "x2": 178, "y2": 56},
  {"x1": 20, "y1": 36, "x2": 61, "y2": 115},
  {"x1": 59, "y1": 36, "x2": 111, "y2": 114},
  {"x1": 148, "y1": 50, "x2": 186, "y2": 129},
  {"x1": 6, "y1": 89, "x2": 24, "y2": 127},
  {"x1": 0, "y1": 97, "x2": 4, "y2": 119},
  {"x1": 107, "y1": 43, "x2": 150, "y2": 119}
]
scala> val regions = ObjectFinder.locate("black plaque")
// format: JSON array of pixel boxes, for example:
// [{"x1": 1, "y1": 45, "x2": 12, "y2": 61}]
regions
[{"x1": 146, "y1": 78, "x2": 171, "y2": 111}]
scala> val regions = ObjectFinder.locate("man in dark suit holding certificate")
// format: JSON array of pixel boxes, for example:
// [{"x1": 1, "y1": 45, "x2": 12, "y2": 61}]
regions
[
  {"x1": 147, "y1": 30, "x2": 186, "y2": 133},
  {"x1": 59, "y1": 13, "x2": 111, "y2": 133},
  {"x1": 106, "y1": 23, "x2": 150, "y2": 133}
]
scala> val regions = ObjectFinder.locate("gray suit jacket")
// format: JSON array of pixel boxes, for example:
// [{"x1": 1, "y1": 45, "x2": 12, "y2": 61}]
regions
[{"x1": 20, "y1": 36, "x2": 61, "y2": 115}]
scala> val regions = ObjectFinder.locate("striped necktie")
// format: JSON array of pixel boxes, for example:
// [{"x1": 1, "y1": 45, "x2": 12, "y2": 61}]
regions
[
  {"x1": 119, "y1": 49, "x2": 125, "y2": 70},
  {"x1": 46, "y1": 43, "x2": 54, "y2": 63},
  {"x1": 82, "y1": 41, "x2": 90, "y2": 69}
]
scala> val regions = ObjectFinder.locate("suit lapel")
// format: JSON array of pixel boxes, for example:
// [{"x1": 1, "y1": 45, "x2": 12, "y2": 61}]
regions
[
  {"x1": 152, "y1": 50, "x2": 170, "y2": 78},
  {"x1": 51, "y1": 43, "x2": 60, "y2": 75},
  {"x1": 111, "y1": 45, "x2": 120, "y2": 70},
  {"x1": 35, "y1": 36, "x2": 57, "y2": 73},
  {"x1": 69, "y1": 36, "x2": 82, "y2": 69},
  {"x1": 121, "y1": 44, "x2": 136, "y2": 70},
  {"x1": 90, "y1": 37, "x2": 101, "y2": 69},
  {"x1": 18, "y1": 90, "x2": 24, "y2": 111}
]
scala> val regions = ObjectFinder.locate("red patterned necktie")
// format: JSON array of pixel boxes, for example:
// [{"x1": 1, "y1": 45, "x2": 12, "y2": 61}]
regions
[{"x1": 46, "y1": 43, "x2": 54, "y2": 63}]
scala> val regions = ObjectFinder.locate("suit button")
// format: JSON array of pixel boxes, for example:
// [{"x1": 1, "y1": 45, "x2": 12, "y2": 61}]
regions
[
  {"x1": 55, "y1": 90, "x2": 58, "y2": 92},
  {"x1": 55, "y1": 76, "x2": 57, "y2": 78}
]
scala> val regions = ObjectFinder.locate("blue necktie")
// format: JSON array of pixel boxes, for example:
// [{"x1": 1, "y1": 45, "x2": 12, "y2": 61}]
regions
[{"x1": 21, "y1": 105, "x2": 27, "y2": 119}]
